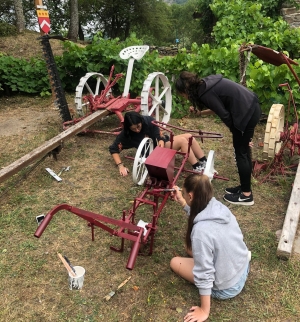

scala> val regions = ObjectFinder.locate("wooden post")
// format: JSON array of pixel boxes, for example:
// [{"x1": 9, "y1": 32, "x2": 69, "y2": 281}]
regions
[{"x1": 277, "y1": 160, "x2": 300, "y2": 259}]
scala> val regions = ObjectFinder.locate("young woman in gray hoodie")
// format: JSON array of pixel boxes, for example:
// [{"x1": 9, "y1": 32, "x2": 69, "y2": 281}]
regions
[{"x1": 171, "y1": 174, "x2": 250, "y2": 322}]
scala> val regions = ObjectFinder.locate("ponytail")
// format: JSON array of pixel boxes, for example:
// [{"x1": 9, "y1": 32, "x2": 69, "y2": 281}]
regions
[{"x1": 184, "y1": 174, "x2": 213, "y2": 250}]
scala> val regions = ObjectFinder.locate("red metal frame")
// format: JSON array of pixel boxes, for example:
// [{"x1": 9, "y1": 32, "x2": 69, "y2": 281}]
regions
[
  {"x1": 34, "y1": 122, "x2": 227, "y2": 269},
  {"x1": 62, "y1": 65, "x2": 154, "y2": 134}
]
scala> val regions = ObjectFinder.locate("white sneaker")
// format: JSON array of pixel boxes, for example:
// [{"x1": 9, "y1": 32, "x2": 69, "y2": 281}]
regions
[
  {"x1": 193, "y1": 165, "x2": 205, "y2": 173},
  {"x1": 195, "y1": 161, "x2": 218, "y2": 175},
  {"x1": 199, "y1": 160, "x2": 207, "y2": 169}
]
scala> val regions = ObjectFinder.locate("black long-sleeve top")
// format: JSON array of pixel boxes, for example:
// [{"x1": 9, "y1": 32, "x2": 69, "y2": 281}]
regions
[
  {"x1": 109, "y1": 116, "x2": 167, "y2": 154},
  {"x1": 196, "y1": 75, "x2": 261, "y2": 132}
]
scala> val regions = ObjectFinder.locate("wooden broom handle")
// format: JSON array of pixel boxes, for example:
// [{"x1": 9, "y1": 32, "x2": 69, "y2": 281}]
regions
[{"x1": 57, "y1": 253, "x2": 76, "y2": 277}]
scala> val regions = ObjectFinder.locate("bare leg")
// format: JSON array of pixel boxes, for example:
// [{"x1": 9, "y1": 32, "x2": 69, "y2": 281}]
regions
[
  {"x1": 165, "y1": 134, "x2": 205, "y2": 165},
  {"x1": 170, "y1": 257, "x2": 195, "y2": 284},
  {"x1": 183, "y1": 133, "x2": 205, "y2": 160}
]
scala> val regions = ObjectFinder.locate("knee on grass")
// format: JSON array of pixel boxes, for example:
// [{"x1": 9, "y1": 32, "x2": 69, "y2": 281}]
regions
[{"x1": 170, "y1": 256, "x2": 182, "y2": 274}]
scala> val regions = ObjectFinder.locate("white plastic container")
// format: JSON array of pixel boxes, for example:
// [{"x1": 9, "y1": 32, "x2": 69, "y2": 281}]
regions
[{"x1": 68, "y1": 266, "x2": 85, "y2": 290}]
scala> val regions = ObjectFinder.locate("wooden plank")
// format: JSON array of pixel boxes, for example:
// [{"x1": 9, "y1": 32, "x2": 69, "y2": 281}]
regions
[
  {"x1": 277, "y1": 160, "x2": 300, "y2": 259},
  {"x1": 0, "y1": 110, "x2": 110, "y2": 184}
]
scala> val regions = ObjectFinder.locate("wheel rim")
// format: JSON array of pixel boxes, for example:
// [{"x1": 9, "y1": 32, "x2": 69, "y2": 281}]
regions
[
  {"x1": 263, "y1": 104, "x2": 285, "y2": 160},
  {"x1": 132, "y1": 138, "x2": 154, "y2": 185},
  {"x1": 140, "y1": 72, "x2": 172, "y2": 123},
  {"x1": 203, "y1": 150, "x2": 215, "y2": 181},
  {"x1": 75, "y1": 72, "x2": 110, "y2": 116}
]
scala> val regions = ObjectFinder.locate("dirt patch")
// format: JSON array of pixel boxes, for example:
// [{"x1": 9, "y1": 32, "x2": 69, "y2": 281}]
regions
[
  {"x1": 0, "y1": 30, "x2": 65, "y2": 59},
  {"x1": 0, "y1": 106, "x2": 59, "y2": 137}
]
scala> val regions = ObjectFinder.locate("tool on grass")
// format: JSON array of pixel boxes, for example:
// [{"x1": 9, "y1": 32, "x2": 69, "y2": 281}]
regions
[
  {"x1": 57, "y1": 166, "x2": 71, "y2": 177},
  {"x1": 103, "y1": 276, "x2": 132, "y2": 301},
  {"x1": 57, "y1": 253, "x2": 76, "y2": 277},
  {"x1": 57, "y1": 167, "x2": 66, "y2": 176},
  {"x1": 45, "y1": 168, "x2": 62, "y2": 182}
]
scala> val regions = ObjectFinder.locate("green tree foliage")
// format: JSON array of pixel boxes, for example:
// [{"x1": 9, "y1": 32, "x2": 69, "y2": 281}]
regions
[
  {"x1": 171, "y1": 0, "x2": 206, "y2": 47},
  {"x1": 210, "y1": 0, "x2": 300, "y2": 56},
  {"x1": 0, "y1": 0, "x2": 15, "y2": 25},
  {"x1": 132, "y1": 0, "x2": 173, "y2": 46},
  {"x1": 77, "y1": 0, "x2": 173, "y2": 44}
]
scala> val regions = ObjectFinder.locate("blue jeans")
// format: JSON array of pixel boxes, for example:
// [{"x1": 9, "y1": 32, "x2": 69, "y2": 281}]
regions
[{"x1": 211, "y1": 262, "x2": 250, "y2": 300}]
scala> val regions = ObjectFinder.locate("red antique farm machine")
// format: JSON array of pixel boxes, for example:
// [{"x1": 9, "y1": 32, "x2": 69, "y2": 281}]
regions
[
  {"x1": 34, "y1": 121, "x2": 225, "y2": 270},
  {"x1": 62, "y1": 44, "x2": 172, "y2": 132},
  {"x1": 240, "y1": 44, "x2": 300, "y2": 182}
]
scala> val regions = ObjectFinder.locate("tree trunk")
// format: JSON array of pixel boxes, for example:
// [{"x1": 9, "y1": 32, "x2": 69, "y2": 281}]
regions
[
  {"x1": 78, "y1": 22, "x2": 84, "y2": 41},
  {"x1": 13, "y1": 0, "x2": 25, "y2": 33},
  {"x1": 67, "y1": 0, "x2": 79, "y2": 42}
]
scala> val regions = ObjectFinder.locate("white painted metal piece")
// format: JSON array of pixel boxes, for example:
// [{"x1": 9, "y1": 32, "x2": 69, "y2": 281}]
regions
[
  {"x1": 119, "y1": 46, "x2": 149, "y2": 98},
  {"x1": 45, "y1": 168, "x2": 62, "y2": 182},
  {"x1": 263, "y1": 104, "x2": 285, "y2": 160},
  {"x1": 119, "y1": 45, "x2": 149, "y2": 60},
  {"x1": 122, "y1": 58, "x2": 134, "y2": 97},
  {"x1": 75, "y1": 72, "x2": 110, "y2": 115},
  {"x1": 203, "y1": 150, "x2": 215, "y2": 181},
  {"x1": 137, "y1": 219, "x2": 149, "y2": 236},
  {"x1": 140, "y1": 72, "x2": 172, "y2": 123},
  {"x1": 132, "y1": 138, "x2": 153, "y2": 185}
]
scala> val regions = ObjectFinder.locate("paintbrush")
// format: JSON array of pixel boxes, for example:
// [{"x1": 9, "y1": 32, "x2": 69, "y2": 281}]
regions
[
  {"x1": 63, "y1": 255, "x2": 76, "y2": 275},
  {"x1": 57, "y1": 253, "x2": 76, "y2": 277},
  {"x1": 103, "y1": 276, "x2": 132, "y2": 301},
  {"x1": 153, "y1": 188, "x2": 182, "y2": 193}
]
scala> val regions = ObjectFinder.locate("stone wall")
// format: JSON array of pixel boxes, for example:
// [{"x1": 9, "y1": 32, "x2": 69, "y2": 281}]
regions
[
  {"x1": 281, "y1": 1, "x2": 300, "y2": 27},
  {"x1": 149, "y1": 46, "x2": 178, "y2": 56}
]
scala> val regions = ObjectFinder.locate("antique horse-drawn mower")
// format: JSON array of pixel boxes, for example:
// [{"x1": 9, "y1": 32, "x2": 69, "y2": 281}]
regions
[
  {"x1": 239, "y1": 44, "x2": 300, "y2": 182},
  {"x1": 63, "y1": 44, "x2": 172, "y2": 132},
  {"x1": 34, "y1": 121, "x2": 225, "y2": 270}
]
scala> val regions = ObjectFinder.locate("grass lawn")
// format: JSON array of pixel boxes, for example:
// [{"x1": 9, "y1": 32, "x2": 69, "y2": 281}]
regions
[{"x1": 0, "y1": 94, "x2": 299, "y2": 322}]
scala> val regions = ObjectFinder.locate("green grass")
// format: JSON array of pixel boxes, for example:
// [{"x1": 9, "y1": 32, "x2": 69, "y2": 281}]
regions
[{"x1": 0, "y1": 96, "x2": 300, "y2": 321}]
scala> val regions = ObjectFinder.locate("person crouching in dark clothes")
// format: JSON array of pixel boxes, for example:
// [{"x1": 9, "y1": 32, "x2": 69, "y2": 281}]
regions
[
  {"x1": 175, "y1": 71, "x2": 261, "y2": 206},
  {"x1": 109, "y1": 111, "x2": 208, "y2": 176}
]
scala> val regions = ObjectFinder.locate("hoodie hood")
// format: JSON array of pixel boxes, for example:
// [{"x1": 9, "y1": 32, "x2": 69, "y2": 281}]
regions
[
  {"x1": 198, "y1": 74, "x2": 223, "y2": 97},
  {"x1": 193, "y1": 197, "x2": 231, "y2": 225}
]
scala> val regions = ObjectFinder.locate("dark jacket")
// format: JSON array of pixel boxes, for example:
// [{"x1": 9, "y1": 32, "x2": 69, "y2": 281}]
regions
[
  {"x1": 197, "y1": 75, "x2": 261, "y2": 132},
  {"x1": 109, "y1": 116, "x2": 167, "y2": 154}
]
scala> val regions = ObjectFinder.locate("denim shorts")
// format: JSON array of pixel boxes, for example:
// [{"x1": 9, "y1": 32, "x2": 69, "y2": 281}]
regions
[{"x1": 211, "y1": 262, "x2": 250, "y2": 300}]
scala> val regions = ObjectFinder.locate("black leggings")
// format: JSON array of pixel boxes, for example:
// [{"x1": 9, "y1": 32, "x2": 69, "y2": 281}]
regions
[{"x1": 231, "y1": 103, "x2": 261, "y2": 192}]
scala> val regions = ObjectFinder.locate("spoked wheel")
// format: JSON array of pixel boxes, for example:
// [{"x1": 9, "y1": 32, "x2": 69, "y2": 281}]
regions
[
  {"x1": 132, "y1": 138, "x2": 154, "y2": 185},
  {"x1": 263, "y1": 104, "x2": 285, "y2": 160},
  {"x1": 141, "y1": 72, "x2": 172, "y2": 123},
  {"x1": 203, "y1": 150, "x2": 216, "y2": 181},
  {"x1": 75, "y1": 72, "x2": 111, "y2": 116}
]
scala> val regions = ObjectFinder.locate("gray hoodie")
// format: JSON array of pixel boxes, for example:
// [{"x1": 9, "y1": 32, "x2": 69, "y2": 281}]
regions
[{"x1": 184, "y1": 197, "x2": 249, "y2": 296}]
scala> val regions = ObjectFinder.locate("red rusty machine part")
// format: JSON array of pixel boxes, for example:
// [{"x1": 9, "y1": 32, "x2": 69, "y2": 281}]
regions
[
  {"x1": 240, "y1": 44, "x2": 300, "y2": 182},
  {"x1": 34, "y1": 123, "x2": 226, "y2": 270}
]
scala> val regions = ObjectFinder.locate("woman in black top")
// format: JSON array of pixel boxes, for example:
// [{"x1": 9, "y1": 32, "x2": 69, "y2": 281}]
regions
[
  {"x1": 175, "y1": 71, "x2": 261, "y2": 206},
  {"x1": 109, "y1": 111, "x2": 207, "y2": 176}
]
